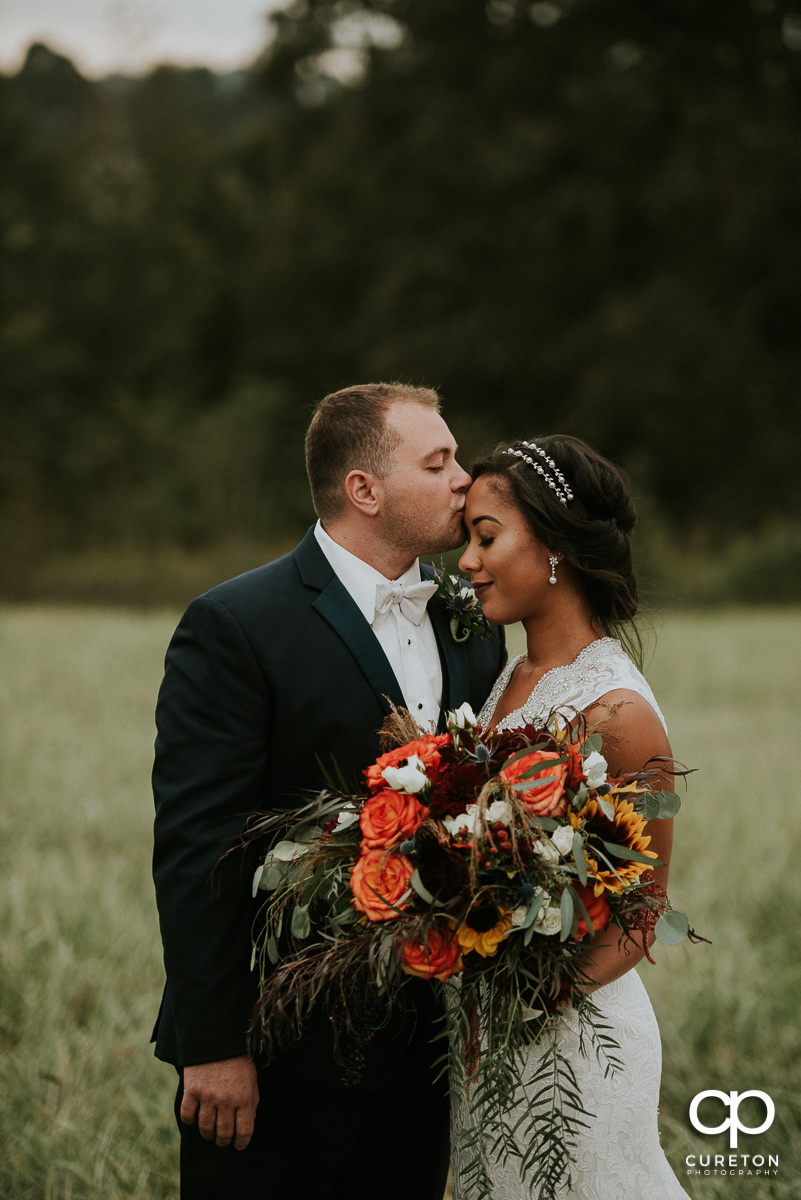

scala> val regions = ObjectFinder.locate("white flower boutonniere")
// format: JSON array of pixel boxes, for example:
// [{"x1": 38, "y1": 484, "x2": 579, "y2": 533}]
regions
[{"x1": 431, "y1": 565, "x2": 494, "y2": 643}]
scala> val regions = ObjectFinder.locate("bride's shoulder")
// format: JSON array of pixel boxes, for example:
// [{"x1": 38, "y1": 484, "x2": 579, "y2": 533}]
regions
[
  {"x1": 585, "y1": 639, "x2": 667, "y2": 723},
  {"x1": 584, "y1": 686, "x2": 671, "y2": 779}
]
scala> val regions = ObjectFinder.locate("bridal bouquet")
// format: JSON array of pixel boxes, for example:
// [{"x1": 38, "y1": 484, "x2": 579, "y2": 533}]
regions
[{"x1": 245, "y1": 704, "x2": 690, "y2": 1200}]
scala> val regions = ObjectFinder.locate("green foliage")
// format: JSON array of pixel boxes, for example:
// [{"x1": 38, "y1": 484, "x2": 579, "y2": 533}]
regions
[
  {"x1": 2, "y1": 5, "x2": 801, "y2": 599},
  {"x1": 0, "y1": 607, "x2": 180, "y2": 1199}
]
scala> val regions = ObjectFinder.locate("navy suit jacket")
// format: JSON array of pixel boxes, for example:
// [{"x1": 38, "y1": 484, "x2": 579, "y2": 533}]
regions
[{"x1": 152, "y1": 527, "x2": 506, "y2": 1090}]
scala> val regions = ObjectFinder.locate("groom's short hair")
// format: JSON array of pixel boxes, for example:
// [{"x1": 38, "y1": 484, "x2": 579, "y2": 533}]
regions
[{"x1": 305, "y1": 382, "x2": 441, "y2": 521}]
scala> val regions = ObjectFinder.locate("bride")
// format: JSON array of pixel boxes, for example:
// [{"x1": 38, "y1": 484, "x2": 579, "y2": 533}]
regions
[{"x1": 450, "y1": 435, "x2": 688, "y2": 1199}]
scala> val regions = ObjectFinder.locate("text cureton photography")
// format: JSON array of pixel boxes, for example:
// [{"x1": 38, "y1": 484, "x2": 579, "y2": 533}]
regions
[
  {"x1": 685, "y1": 1155, "x2": 780, "y2": 1180},
  {"x1": 684, "y1": 1089, "x2": 781, "y2": 1182}
]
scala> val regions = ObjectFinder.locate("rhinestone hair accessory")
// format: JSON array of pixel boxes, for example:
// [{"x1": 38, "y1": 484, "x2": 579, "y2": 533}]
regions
[{"x1": 502, "y1": 440, "x2": 574, "y2": 505}]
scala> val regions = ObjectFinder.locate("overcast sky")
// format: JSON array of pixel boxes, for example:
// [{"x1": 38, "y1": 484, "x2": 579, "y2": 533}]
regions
[{"x1": 0, "y1": 0, "x2": 285, "y2": 77}]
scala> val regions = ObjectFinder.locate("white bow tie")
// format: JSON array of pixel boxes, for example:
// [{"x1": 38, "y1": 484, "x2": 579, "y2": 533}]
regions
[{"x1": 374, "y1": 578, "x2": 438, "y2": 626}]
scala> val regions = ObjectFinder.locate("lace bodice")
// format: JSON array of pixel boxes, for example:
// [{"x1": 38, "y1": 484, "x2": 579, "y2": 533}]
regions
[{"x1": 480, "y1": 637, "x2": 668, "y2": 735}]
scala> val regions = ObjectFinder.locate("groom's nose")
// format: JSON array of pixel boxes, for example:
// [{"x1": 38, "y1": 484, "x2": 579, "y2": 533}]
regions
[{"x1": 451, "y1": 460, "x2": 472, "y2": 493}]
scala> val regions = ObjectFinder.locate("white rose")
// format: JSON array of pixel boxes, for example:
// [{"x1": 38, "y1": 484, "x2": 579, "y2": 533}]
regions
[
  {"x1": 532, "y1": 838, "x2": 560, "y2": 865},
  {"x1": 444, "y1": 798, "x2": 511, "y2": 838},
  {"x1": 550, "y1": 825, "x2": 575, "y2": 857},
  {"x1": 382, "y1": 754, "x2": 429, "y2": 793},
  {"x1": 449, "y1": 701, "x2": 478, "y2": 730},
  {"x1": 534, "y1": 902, "x2": 563, "y2": 936},
  {"x1": 486, "y1": 799, "x2": 513, "y2": 825},
  {"x1": 331, "y1": 804, "x2": 359, "y2": 833},
  {"x1": 511, "y1": 906, "x2": 529, "y2": 928},
  {"x1": 443, "y1": 805, "x2": 480, "y2": 837},
  {"x1": 583, "y1": 750, "x2": 608, "y2": 788}
]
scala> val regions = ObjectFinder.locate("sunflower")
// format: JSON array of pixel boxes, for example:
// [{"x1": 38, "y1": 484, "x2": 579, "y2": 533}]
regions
[
  {"x1": 578, "y1": 794, "x2": 658, "y2": 896},
  {"x1": 456, "y1": 903, "x2": 514, "y2": 958}
]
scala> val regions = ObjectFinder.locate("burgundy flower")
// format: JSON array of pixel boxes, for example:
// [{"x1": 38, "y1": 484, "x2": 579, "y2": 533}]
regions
[
  {"x1": 427, "y1": 762, "x2": 487, "y2": 819},
  {"x1": 414, "y1": 825, "x2": 469, "y2": 903}
]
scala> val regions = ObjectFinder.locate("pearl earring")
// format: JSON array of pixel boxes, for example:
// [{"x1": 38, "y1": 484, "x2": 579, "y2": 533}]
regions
[{"x1": 548, "y1": 555, "x2": 559, "y2": 585}]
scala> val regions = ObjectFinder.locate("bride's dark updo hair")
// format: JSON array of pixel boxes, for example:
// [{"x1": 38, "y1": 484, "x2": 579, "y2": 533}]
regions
[{"x1": 472, "y1": 434, "x2": 642, "y2": 665}]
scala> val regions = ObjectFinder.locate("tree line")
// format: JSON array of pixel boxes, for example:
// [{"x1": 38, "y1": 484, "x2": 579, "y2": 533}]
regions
[{"x1": 2, "y1": 0, "x2": 800, "y2": 599}]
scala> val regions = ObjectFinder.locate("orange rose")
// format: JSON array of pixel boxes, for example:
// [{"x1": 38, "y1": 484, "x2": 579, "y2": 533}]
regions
[
  {"x1": 572, "y1": 882, "x2": 611, "y2": 939},
  {"x1": 359, "y1": 789, "x2": 430, "y2": 850},
  {"x1": 365, "y1": 734, "x2": 451, "y2": 794},
  {"x1": 350, "y1": 848, "x2": 414, "y2": 922},
  {"x1": 500, "y1": 750, "x2": 568, "y2": 817},
  {"x1": 400, "y1": 925, "x2": 463, "y2": 981}
]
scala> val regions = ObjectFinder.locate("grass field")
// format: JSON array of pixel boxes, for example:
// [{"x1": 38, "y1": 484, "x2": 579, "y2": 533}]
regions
[{"x1": 1, "y1": 606, "x2": 799, "y2": 1198}]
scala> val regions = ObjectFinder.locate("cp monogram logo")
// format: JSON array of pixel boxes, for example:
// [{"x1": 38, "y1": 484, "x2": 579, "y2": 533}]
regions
[{"x1": 689, "y1": 1090, "x2": 775, "y2": 1149}]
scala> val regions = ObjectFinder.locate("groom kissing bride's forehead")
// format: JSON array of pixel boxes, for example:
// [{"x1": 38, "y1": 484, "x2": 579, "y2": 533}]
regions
[
  {"x1": 151, "y1": 381, "x2": 506, "y2": 1200},
  {"x1": 304, "y1": 381, "x2": 472, "y2": 569}
]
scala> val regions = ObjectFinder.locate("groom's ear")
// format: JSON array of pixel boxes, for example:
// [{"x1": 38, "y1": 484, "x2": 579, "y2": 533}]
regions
[{"x1": 344, "y1": 469, "x2": 381, "y2": 517}]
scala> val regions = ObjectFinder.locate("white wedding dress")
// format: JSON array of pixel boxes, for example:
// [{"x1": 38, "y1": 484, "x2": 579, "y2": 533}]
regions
[{"x1": 450, "y1": 638, "x2": 688, "y2": 1200}]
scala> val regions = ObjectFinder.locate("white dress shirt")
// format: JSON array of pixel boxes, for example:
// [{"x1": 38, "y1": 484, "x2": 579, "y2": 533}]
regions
[{"x1": 314, "y1": 521, "x2": 443, "y2": 729}]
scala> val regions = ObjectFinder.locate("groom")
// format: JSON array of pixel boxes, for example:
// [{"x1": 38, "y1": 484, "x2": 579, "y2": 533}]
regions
[{"x1": 152, "y1": 382, "x2": 505, "y2": 1199}]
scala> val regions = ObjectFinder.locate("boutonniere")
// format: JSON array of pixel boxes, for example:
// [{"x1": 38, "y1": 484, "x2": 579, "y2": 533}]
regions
[{"x1": 431, "y1": 565, "x2": 494, "y2": 643}]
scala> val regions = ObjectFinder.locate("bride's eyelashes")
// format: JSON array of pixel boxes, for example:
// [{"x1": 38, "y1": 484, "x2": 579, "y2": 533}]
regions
[{"x1": 478, "y1": 537, "x2": 494, "y2": 548}]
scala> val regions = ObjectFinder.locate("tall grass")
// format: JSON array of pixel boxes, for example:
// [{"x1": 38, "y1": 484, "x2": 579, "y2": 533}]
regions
[
  {"x1": 0, "y1": 609, "x2": 179, "y2": 1200},
  {"x1": 1, "y1": 607, "x2": 799, "y2": 1198}
]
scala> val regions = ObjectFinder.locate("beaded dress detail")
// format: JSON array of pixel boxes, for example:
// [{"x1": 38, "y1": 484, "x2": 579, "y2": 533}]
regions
[
  {"x1": 450, "y1": 638, "x2": 687, "y2": 1200},
  {"x1": 480, "y1": 637, "x2": 668, "y2": 736}
]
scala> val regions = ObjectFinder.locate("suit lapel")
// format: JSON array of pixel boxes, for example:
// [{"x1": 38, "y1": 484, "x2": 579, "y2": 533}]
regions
[
  {"x1": 295, "y1": 530, "x2": 471, "y2": 719},
  {"x1": 294, "y1": 529, "x2": 406, "y2": 715},
  {"x1": 426, "y1": 592, "x2": 470, "y2": 713},
  {"x1": 313, "y1": 578, "x2": 406, "y2": 715}
]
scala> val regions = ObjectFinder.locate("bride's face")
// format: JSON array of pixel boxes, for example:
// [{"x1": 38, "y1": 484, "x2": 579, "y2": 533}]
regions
[{"x1": 458, "y1": 475, "x2": 554, "y2": 625}]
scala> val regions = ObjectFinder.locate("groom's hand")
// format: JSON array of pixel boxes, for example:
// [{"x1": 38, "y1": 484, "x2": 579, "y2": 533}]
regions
[{"x1": 181, "y1": 1055, "x2": 259, "y2": 1150}]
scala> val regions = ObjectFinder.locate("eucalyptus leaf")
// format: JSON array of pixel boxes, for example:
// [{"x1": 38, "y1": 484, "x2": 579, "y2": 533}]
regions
[
  {"x1": 572, "y1": 832, "x2": 588, "y2": 885},
  {"x1": 570, "y1": 884, "x2": 595, "y2": 938},
  {"x1": 266, "y1": 934, "x2": 279, "y2": 965},
  {"x1": 511, "y1": 774, "x2": 560, "y2": 792},
  {"x1": 520, "y1": 892, "x2": 545, "y2": 930},
  {"x1": 262, "y1": 863, "x2": 284, "y2": 891},
  {"x1": 559, "y1": 887, "x2": 575, "y2": 942},
  {"x1": 655, "y1": 791, "x2": 682, "y2": 819},
  {"x1": 332, "y1": 904, "x2": 358, "y2": 926},
  {"x1": 500, "y1": 745, "x2": 559, "y2": 769},
  {"x1": 600, "y1": 839, "x2": 662, "y2": 866},
  {"x1": 376, "y1": 932, "x2": 396, "y2": 986},
  {"x1": 410, "y1": 868, "x2": 436, "y2": 905},
  {"x1": 295, "y1": 824, "x2": 325, "y2": 844},
  {"x1": 581, "y1": 733, "x2": 603, "y2": 754},
  {"x1": 518, "y1": 758, "x2": 566, "y2": 779},
  {"x1": 537, "y1": 817, "x2": 559, "y2": 832},
  {"x1": 597, "y1": 798, "x2": 616, "y2": 821},
  {"x1": 291, "y1": 904, "x2": 311, "y2": 939},
  {"x1": 523, "y1": 893, "x2": 545, "y2": 944},
  {"x1": 640, "y1": 794, "x2": 661, "y2": 821},
  {"x1": 655, "y1": 909, "x2": 689, "y2": 945}
]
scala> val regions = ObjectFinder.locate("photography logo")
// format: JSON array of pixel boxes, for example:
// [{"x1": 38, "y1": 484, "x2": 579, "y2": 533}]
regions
[{"x1": 685, "y1": 1090, "x2": 779, "y2": 1179}]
